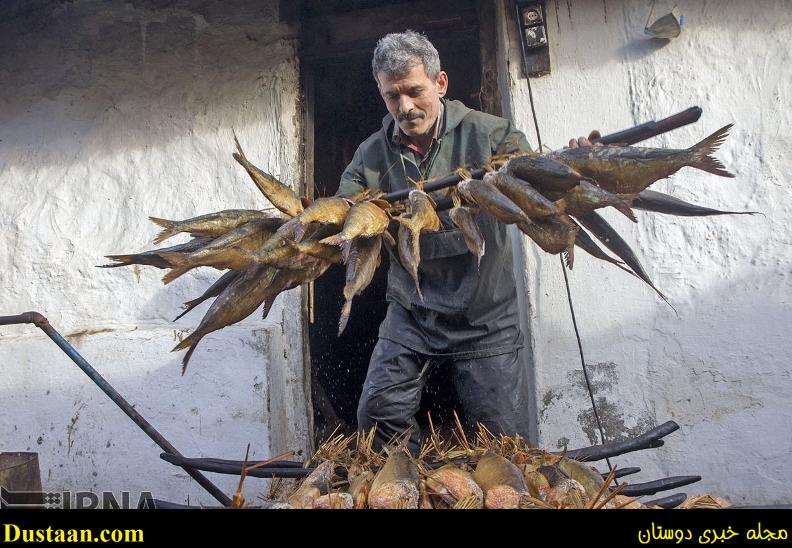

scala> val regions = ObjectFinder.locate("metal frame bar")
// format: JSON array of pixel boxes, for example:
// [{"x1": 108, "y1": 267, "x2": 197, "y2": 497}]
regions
[
  {"x1": 1, "y1": 312, "x2": 231, "y2": 506},
  {"x1": 563, "y1": 421, "x2": 679, "y2": 462}
]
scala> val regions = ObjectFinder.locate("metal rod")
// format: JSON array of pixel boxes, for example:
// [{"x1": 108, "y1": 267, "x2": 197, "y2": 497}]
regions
[
  {"x1": 382, "y1": 168, "x2": 486, "y2": 203},
  {"x1": 141, "y1": 498, "x2": 272, "y2": 509},
  {"x1": 160, "y1": 451, "x2": 474, "y2": 479},
  {"x1": 0, "y1": 313, "x2": 41, "y2": 326},
  {"x1": 159, "y1": 456, "x2": 306, "y2": 469},
  {"x1": 380, "y1": 106, "x2": 703, "y2": 204},
  {"x1": 617, "y1": 475, "x2": 701, "y2": 496},
  {"x1": 595, "y1": 106, "x2": 702, "y2": 146},
  {"x1": 160, "y1": 453, "x2": 318, "y2": 479},
  {"x1": 160, "y1": 421, "x2": 676, "y2": 480},
  {"x1": 603, "y1": 467, "x2": 641, "y2": 479},
  {"x1": 561, "y1": 420, "x2": 679, "y2": 461},
  {"x1": 1, "y1": 312, "x2": 232, "y2": 506},
  {"x1": 643, "y1": 493, "x2": 687, "y2": 509}
]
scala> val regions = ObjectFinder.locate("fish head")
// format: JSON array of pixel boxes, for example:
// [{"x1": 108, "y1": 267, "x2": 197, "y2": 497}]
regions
[
  {"x1": 408, "y1": 189, "x2": 436, "y2": 209},
  {"x1": 369, "y1": 198, "x2": 391, "y2": 211},
  {"x1": 324, "y1": 196, "x2": 352, "y2": 209},
  {"x1": 482, "y1": 171, "x2": 498, "y2": 185},
  {"x1": 456, "y1": 180, "x2": 474, "y2": 203}
]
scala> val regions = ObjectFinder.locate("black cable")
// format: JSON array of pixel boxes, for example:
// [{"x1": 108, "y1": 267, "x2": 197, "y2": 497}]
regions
[
  {"x1": 559, "y1": 255, "x2": 616, "y2": 481},
  {"x1": 524, "y1": 67, "x2": 543, "y2": 152},
  {"x1": 524, "y1": 74, "x2": 617, "y2": 483}
]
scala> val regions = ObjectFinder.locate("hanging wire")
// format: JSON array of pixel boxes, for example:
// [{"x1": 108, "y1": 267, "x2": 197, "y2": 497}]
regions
[
  {"x1": 523, "y1": 73, "x2": 617, "y2": 482},
  {"x1": 524, "y1": 68, "x2": 543, "y2": 151},
  {"x1": 559, "y1": 254, "x2": 616, "y2": 479}
]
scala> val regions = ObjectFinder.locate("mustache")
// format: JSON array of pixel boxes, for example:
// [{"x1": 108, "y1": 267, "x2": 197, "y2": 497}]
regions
[{"x1": 398, "y1": 111, "x2": 424, "y2": 122}]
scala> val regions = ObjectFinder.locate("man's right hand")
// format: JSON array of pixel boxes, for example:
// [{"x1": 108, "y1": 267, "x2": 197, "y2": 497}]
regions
[{"x1": 568, "y1": 130, "x2": 602, "y2": 148}]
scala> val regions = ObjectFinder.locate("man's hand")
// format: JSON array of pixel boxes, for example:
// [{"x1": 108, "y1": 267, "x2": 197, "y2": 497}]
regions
[{"x1": 568, "y1": 130, "x2": 602, "y2": 148}]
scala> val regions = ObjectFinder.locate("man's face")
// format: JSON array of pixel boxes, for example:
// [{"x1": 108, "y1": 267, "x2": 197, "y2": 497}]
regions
[{"x1": 376, "y1": 63, "x2": 448, "y2": 139}]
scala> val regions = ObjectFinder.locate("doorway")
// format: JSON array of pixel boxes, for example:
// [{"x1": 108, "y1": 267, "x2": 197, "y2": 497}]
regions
[{"x1": 298, "y1": 0, "x2": 501, "y2": 444}]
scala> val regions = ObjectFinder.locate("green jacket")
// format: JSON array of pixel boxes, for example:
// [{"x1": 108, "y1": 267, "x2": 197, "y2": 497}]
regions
[{"x1": 338, "y1": 99, "x2": 531, "y2": 358}]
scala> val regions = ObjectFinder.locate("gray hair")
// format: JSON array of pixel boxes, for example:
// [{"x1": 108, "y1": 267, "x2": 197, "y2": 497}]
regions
[{"x1": 371, "y1": 30, "x2": 441, "y2": 81}]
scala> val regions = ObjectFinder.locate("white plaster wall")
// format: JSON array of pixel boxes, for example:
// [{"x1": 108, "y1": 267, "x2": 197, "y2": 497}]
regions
[
  {"x1": 498, "y1": 0, "x2": 791, "y2": 504},
  {"x1": 0, "y1": 1, "x2": 310, "y2": 505}
]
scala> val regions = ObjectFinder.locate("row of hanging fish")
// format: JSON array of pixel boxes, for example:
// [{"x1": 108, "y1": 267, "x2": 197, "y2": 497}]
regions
[
  {"x1": 102, "y1": 124, "x2": 756, "y2": 372},
  {"x1": 448, "y1": 125, "x2": 753, "y2": 307}
]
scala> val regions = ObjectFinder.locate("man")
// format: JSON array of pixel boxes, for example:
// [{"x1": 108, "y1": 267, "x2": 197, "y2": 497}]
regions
[{"x1": 336, "y1": 30, "x2": 548, "y2": 452}]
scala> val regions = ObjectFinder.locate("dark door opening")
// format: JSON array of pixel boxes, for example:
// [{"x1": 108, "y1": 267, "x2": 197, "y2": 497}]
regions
[{"x1": 299, "y1": 0, "x2": 498, "y2": 444}]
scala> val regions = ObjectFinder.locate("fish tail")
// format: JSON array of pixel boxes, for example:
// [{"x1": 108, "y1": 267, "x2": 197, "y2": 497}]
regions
[
  {"x1": 555, "y1": 198, "x2": 567, "y2": 213},
  {"x1": 518, "y1": 212, "x2": 535, "y2": 226},
  {"x1": 153, "y1": 227, "x2": 176, "y2": 244},
  {"x1": 620, "y1": 193, "x2": 639, "y2": 205},
  {"x1": 402, "y1": 227, "x2": 424, "y2": 301},
  {"x1": 232, "y1": 152, "x2": 248, "y2": 171},
  {"x1": 319, "y1": 234, "x2": 343, "y2": 247},
  {"x1": 293, "y1": 222, "x2": 307, "y2": 242},
  {"x1": 345, "y1": 246, "x2": 361, "y2": 282},
  {"x1": 394, "y1": 214, "x2": 413, "y2": 227},
  {"x1": 149, "y1": 216, "x2": 175, "y2": 229},
  {"x1": 173, "y1": 300, "x2": 200, "y2": 322},
  {"x1": 149, "y1": 217, "x2": 178, "y2": 244},
  {"x1": 276, "y1": 217, "x2": 301, "y2": 238},
  {"x1": 158, "y1": 252, "x2": 189, "y2": 268},
  {"x1": 563, "y1": 245, "x2": 574, "y2": 269},
  {"x1": 180, "y1": 343, "x2": 200, "y2": 375},
  {"x1": 558, "y1": 213, "x2": 577, "y2": 229},
  {"x1": 99, "y1": 254, "x2": 135, "y2": 267},
  {"x1": 262, "y1": 299, "x2": 275, "y2": 319},
  {"x1": 648, "y1": 284, "x2": 678, "y2": 316},
  {"x1": 231, "y1": 129, "x2": 247, "y2": 162},
  {"x1": 381, "y1": 230, "x2": 396, "y2": 248},
  {"x1": 516, "y1": 220, "x2": 533, "y2": 237},
  {"x1": 409, "y1": 228, "x2": 420, "y2": 260},
  {"x1": 409, "y1": 232, "x2": 425, "y2": 302},
  {"x1": 337, "y1": 300, "x2": 352, "y2": 336},
  {"x1": 574, "y1": 229, "x2": 631, "y2": 271},
  {"x1": 172, "y1": 330, "x2": 198, "y2": 352},
  {"x1": 340, "y1": 239, "x2": 354, "y2": 264},
  {"x1": 397, "y1": 229, "x2": 411, "y2": 271},
  {"x1": 688, "y1": 124, "x2": 735, "y2": 178},
  {"x1": 172, "y1": 307, "x2": 191, "y2": 322},
  {"x1": 162, "y1": 266, "x2": 191, "y2": 285},
  {"x1": 612, "y1": 200, "x2": 638, "y2": 223}
]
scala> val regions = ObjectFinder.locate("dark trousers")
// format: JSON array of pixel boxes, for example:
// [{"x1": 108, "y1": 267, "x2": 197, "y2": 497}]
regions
[{"x1": 357, "y1": 338, "x2": 533, "y2": 452}]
